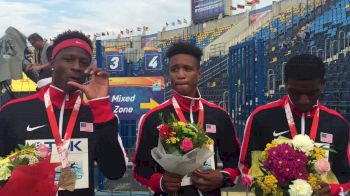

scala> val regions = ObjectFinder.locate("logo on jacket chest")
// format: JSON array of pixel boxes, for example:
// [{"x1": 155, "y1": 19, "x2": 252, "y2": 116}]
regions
[
  {"x1": 26, "y1": 124, "x2": 47, "y2": 132},
  {"x1": 273, "y1": 130, "x2": 289, "y2": 137}
]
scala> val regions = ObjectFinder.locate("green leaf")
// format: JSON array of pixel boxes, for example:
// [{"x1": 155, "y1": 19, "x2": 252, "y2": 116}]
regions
[
  {"x1": 163, "y1": 143, "x2": 180, "y2": 155},
  {"x1": 259, "y1": 166, "x2": 268, "y2": 175},
  {"x1": 254, "y1": 184, "x2": 263, "y2": 196}
]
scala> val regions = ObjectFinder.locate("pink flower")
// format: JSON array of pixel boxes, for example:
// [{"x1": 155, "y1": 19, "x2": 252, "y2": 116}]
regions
[
  {"x1": 38, "y1": 144, "x2": 51, "y2": 158},
  {"x1": 314, "y1": 159, "x2": 331, "y2": 174},
  {"x1": 242, "y1": 175, "x2": 253, "y2": 187},
  {"x1": 180, "y1": 138, "x2": 193, "y2": 152}
]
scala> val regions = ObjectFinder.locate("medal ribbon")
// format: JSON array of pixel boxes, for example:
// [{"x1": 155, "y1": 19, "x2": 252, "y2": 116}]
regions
[
  {"x1": 284, "y1": 98, "x2": 319, "y2": 140},
  {"x1": 44, "y1": 89, "x2": 81, "y2": 168},
  {"x1": 172, "y1": 97, "x2": 204, "y2": 128}
]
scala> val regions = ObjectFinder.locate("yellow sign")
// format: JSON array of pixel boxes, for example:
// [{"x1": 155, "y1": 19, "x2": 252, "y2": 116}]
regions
[
  {"x1": 140, "y1": 98, "x2": 159, "y2": 110},
  {"x1": 11, "y1": 73, "x2": 37, "y2": 92}
]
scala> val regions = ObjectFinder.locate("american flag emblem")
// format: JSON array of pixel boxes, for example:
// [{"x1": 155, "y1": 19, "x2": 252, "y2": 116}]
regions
[
  {"x1": 205, "y1": 124, "x2": 216, "y2": 133},
  {"x1": 320, "y1": 132, "x2": 333, "y2": 143},
  {"x1": 80, "y1": 122, "x2": 94, "y2": 132}
]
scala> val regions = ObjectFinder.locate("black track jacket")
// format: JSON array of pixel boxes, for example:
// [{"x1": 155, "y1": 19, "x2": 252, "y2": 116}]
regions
[
  {"x1": 239, "y1": 95, "x2": 350, "y2": 195},
  {"x1": 132, "y1": 90, "x2": 241, "y2": 196},
  {"x1": 0, "y1": 85, "x2": 127, "y2": 196}
]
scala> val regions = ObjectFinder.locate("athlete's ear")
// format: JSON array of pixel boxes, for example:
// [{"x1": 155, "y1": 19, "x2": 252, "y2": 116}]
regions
[{"x1": 50, "y1": 59, "x2": 55, "y2": 72}]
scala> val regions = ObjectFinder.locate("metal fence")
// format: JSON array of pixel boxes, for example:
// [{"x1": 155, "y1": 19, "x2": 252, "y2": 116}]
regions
[{"x1": 227, "y1": 39, "x2": 265, "y2": 139}]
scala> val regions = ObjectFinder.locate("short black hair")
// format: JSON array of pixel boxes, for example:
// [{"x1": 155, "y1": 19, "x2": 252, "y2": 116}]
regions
[
  {"x1": 166, "y1": 42, "x2": 202, "y2": 62},
  {"x1": 52, "y1": 30, "x2": 93, "y2": 50},
  {"x1": 28, "y1": 33, "x2": 43, "y2": 41},
  {"x1": 284, "y1": 54, "x2": 325, "y2": 82}
]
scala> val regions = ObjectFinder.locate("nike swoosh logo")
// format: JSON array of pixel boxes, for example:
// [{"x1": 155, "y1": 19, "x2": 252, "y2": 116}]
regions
[
  {"x1": 26, "y1": 124, "x2": 46, "y2": 132},
  {"x1": 273, "y1": 130, "x2": 289, "y2": 137}
]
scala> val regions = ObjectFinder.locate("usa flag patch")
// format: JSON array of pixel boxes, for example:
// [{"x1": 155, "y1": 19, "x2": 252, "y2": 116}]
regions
[
  {"x1": 206, "y1": 124, "x2": 216, "y2": 133},
  {"x1": 320, "y1": 132, "x2": 333, "y2": 143},
  {"x1": 80, "y1": 122, "x2": 94, "y2": 132}
]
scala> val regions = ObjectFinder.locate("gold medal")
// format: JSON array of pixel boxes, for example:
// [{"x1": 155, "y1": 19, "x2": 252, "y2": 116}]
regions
[{"x1": 58, "y1": 167, "x2": 76, "y2": 192}]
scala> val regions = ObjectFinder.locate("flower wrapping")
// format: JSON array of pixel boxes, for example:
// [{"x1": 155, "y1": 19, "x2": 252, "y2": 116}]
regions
[
  {"x1": 151, "y1": 113, "x2": 214, "y2": 176},
  {"x1": 0, "y1": 144, "x2": 58, "y2": 196},
  {"x1": 151, "y1": 139, "x2": 214, "y2": 176}
]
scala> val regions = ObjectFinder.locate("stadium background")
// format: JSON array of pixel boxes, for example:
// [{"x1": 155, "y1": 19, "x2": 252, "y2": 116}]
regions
[{"x1": 1, "y1": 0, "x2": 349, "y2": 195}]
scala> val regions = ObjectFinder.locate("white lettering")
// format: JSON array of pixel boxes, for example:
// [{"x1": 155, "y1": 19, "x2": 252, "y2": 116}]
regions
[
  {"x1": 113, "y1": 106, "x2": 133, "y2": 114},
  {"x1": 110, "y1": 56, "x2": 120, "y2": 69},
  {"x1": 148, "y1": 56, "x2": 158, "y2": 68},
  {"x1": 111, "y1": 94, "x2": 136, "y2": 103}
]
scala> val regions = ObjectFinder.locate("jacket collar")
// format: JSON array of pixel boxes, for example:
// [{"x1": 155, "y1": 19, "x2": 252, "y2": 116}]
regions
[
  {"x1": 172, "y1": 89, "x2": 202, "y2": 112},
  {"x1": 39, "y1": 84, "x2": 81, "y2": 109},
  {"x1": 282, "y1": 95, "x2": 319, "y2": 118}
]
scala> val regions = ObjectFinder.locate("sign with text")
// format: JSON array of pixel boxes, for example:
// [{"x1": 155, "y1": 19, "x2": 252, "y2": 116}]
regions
[
  {"x1": 192, "y1": 0, "x2": 225, "y2": 23},
  {"x1": 109, "y1": 77, "x2": 164, "y2": 120},
  {"x1": 144, "y1": 47, "x2": 163, "y2": 76},
  {"x1": 26, "y1": 139, "x2": 89, "y2": 190},
  {"x1": 103, "y1": 49, "x2": 128, "y2": 77},
  {"x1": 249, "y1": 5, "x2": 272, "y2": 24}
]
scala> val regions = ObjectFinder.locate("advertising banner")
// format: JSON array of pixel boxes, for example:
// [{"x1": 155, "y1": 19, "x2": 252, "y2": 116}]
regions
[
  {"x1": 192, "y1": 0, "x2": 225, "y2": 23},
  {"x1": 141, "y1": 33, "x2": 158, "y2": 48},
  {"x1": 249, "y1": 5, "x2": 272, "y2": 24}
]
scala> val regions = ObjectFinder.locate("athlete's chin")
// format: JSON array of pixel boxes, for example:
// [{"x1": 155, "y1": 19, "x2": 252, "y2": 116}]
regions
[
  {"x1": 174, "y1": 87, "x2": 191, "y2": 96},
  {"x1": 295, "y1": 106, "x2": 313, "y2": 113},
  {"x1": 63, "y1": 85, "x2": 79, "y2": 93}
]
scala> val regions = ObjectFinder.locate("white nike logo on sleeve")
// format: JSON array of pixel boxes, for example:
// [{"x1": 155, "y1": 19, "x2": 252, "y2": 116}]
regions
[
  {"x1": 273, "y1": 130, "x2": 289, "y2": 137},
  {"x1": 26, "y1": 124, "x2": 47, "y2": 132}
]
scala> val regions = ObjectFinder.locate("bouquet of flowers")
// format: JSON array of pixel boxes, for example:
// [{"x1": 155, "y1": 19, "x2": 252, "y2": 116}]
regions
[
  {"x1": 244, "y1": 134, "x2": 339, "y2": 196},
  {"x1": 151, "y1": 113, "x2": 214, "y2": 176},
  {"x1": 0, "y1": 144, "x2": 58, "y2": 196}
]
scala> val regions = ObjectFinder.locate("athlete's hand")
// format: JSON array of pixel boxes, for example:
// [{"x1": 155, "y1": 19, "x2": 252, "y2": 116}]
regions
[
  {"x1": 161, "y1": 171, "x2": 183, "y2": 193},
  {"x1": 316, "y1": 182, "x2": 331, "y2": 196},
  {"x1": 67, "y1": 62, "x2": 109, "y2": 100},
  {"x1": 191, "y1": 169, "x2": 224, "y2": 192}
]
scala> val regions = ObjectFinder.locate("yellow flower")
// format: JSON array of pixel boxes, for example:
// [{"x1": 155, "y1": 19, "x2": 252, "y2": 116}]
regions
[
  {"x1": 178, "y1": 122, "x2": 186, "y2": 127},
  {"x1": 204, "y1": 138, "x2": 214, "y2": 149},
  {"x1": 314, "y1": 147, "x2": 326, "y2": 160},
  {"x1": 261, "y1": 143, "x2": 276, "y2": 160},
  {"x1": 261, "y1": 151, "x2": 267, "y2": 160},
  {"x1": 263, "y1": 175, "x2": 278, "y2": 193},
  {"x1": 169, "y1": 137, "x2": 179, "y2": 144},
  {"x1": 0, "y1": 146, "x2": 37, "y2": 165},
  {"x1": 0, "y1": 163, "x2": 12, "y2": 181},
  {"x1": 0, "y1": 157, "x2": 10, "y2": 165},
  {"x1": 173, "y1": 121, "x2": 186, "y2": 128},
  {"x1": 307, "y1": 173, "x2": 320, "y2": 191},
  {"x1": 206, "y1": 138, "x2": 214, "y2": 145},
  {"x1": 258, "y1": 179, "x2": 271, "y2": 194}
]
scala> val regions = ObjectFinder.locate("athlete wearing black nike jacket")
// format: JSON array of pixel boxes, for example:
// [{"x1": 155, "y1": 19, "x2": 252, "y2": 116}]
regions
[
  {"x1": 132, "y1": 42, "x2": 240, "y2": 196},
  {"x1": 0, "y1": 31, "x2": 127, "y2": 196},
  {"x1": 239, "y1": 54, "x2": 350, "y2": 195}
]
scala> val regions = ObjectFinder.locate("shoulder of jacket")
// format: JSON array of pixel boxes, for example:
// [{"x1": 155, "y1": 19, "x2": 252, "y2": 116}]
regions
[
  {"x1": 142, "y1": 99, "x2": 173, "y2": 119},
  {"x1": 250, "y1": 99, "x2": 283, "y2": 118},
  {"x1": 319, "y1": 104, "x2": 349, "y2": 124},
  {"x1": 201, "y1": 99, "x2": 225, "y2": 111},
  {"x1": 0, "y1": 93, "x2": 40, "y2": 112},
  {"x1": 201, "y1": 99, "x2": 232, "y2": 118}
]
